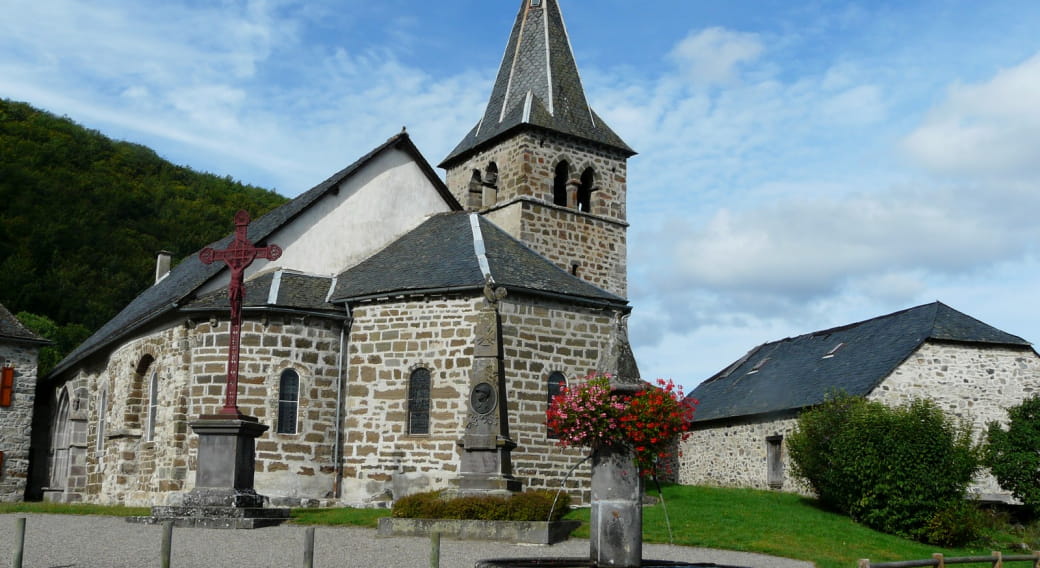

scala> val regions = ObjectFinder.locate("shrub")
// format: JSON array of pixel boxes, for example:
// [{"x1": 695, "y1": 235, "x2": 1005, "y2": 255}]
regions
[
  {"x1": 788, "y1": 393, "x2": 981, "y2": 544},
  {"x1": 391, "y1": 490, "x2": 570, "y2": 522},
  {"x1": 923, "y1": 499, "x2": 986, "y2": 547},
  {"x1": 986, "y1": 395, "x2": 1040, "y2": 512}
]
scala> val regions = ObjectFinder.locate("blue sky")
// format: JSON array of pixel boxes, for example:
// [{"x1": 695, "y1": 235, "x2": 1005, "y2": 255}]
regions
[{"x1": 3, "y1": 0, "x2": 1040, "y2": 392}]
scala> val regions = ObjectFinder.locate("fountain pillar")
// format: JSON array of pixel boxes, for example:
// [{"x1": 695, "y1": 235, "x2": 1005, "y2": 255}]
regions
[{"x1": 590, "y1": 445, "x2": 643, "y2": 567}]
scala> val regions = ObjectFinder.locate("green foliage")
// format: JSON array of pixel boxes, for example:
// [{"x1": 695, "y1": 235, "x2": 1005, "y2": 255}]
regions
[
  {"x1": 15, "y1": 311, "x2": 90, "y2": 376},
  {"x1": 787, "y1": 393, "x2": 982, "y2": 545},
  {"x1": 391, "y1": 490, "x2": 570, "y2": 522},
  {"x1": 0, "y1": 98, "x2": 288, "y2": 353},
  {"x1": 985, "y1": 394, "x2": 1040, "y2": 511}
]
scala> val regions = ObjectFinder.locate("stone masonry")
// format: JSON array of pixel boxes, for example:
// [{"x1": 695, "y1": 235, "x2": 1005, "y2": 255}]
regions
[
  {"x1": 678, "y1": 341, "x2": 1040, "y2": 500},
  {"x1": 445, "y1": 131, "x2": 629, "y2": 298},
  {"x1": 0, "y1": 340, "x2": 41, "y2": 501}
]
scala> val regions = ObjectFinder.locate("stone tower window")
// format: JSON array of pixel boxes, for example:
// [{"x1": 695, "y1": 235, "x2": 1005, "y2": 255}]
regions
[
  {"x1": 277, "y1": 369, "x2": 300, "y2": 435},
  {"x1": 546, "y1": 371, "x2": 567, "y2": 439},
  {"x1": 578, "y1": 167, "x2": 595, "y2": 213},
  {"x1": 482, "y1": 162, "x2": 499, "y2": 208},
  {"x1": 408, "y1": 367, "x2": 431, "y2": 435},
  {"x1": 145, "y1": 370, "x2": 159, "y2": 442},
  {"x1": 553, "y1": 161, "x2": 569, "y2": 206}
]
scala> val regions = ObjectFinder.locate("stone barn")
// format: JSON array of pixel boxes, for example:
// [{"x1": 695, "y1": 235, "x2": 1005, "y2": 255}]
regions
[
  {"x1": 0, "y1": 303, "x2": 47, "y2": 501},
  {"x1": 678, "y1": 302, "x2": 1040, "y2": 501},
  {"x1": 34, "y1": 0, "x2": 640, "y2": 508}
]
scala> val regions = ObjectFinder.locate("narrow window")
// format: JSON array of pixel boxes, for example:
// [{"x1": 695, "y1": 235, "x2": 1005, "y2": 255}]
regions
[
  {"x1": 546, "y1": 371, "x2": 567, "y2": 439},
  {"x1": 0, "y1": 366, "x2": 13, "y2": 407},
  {"x1": 96, "y1": 387, "x2": 108, "y2": 454},
  {"x1": 767, "y1": 435, "x2": 784, "y2": 489},
  {"x1": 482, "y1": 162, "x2": 499, "y2": 208},
  {"x1": 145, "y1": 370, "x2": 159, "y2": 441},
  {"x1": 577, "y1": 167, "x2": 595, "y2": 212},
  {"x1": 408, "y1": 368, "x2": 431, "y2": 435},
  {"x1": 553, "y1": 161, "x2": 569, "y2": 206},
  {"x1": 277, "y1": 369, "x2": 300, "y2": 435},
  {"x1": 50, "y1": 388, "x2": 71, "y2": 489}
]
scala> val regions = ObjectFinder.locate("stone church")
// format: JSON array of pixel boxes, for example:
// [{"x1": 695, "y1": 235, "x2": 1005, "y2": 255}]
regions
[{"x1": 32, "y1": 0, "x2": 639, "y2": 507}]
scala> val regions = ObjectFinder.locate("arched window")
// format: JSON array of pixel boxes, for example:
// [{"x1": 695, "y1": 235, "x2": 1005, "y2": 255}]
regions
[
  {"x1": 128, "y1": 354, "x2": 155, "y2": 429},
  {"x1": 277, "y1": 369, "x2": 300, "y2": 435},
  {"x1": 96, "y1": 386, "x2": 108, "y2": 454},
  {"x1": 50, "y1": 388, "x2": 71, "y2": 489},
  {"x1": 552, "y1": 161, "x2": 569, "y2": 206},
  {"x1": 577, "y1": 167, "x2": 595, "y2": 212},
  {"x1": 408, "y1": 368, "x2": 431, "y2": 435},
  {"x1": 547, "y1": 371, "x2": 567, "y2": 439},
  {"x1": 145, "y1": 370, "x2": 159, "y2": 441}
]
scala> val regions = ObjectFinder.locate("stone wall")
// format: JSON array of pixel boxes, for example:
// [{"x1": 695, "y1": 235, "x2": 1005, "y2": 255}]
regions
[
  {"x1": 869, "y1": 341, "x2": 1040, "y2": 499},
  {"x1": 678, "y1": 414, "x2": 804, "y2": 493},
  {"x1": 339, "y1": 297, "x2": 476, "y2": 506},
  {"x1": 678, "y1": 341, "x2": 1040, "y2": 500},
  {"x1": 0, "y1": 341, "x2": 40, "y2": 501},
  {"x1": 445, "y1": 131, "x2": 629, "y2": 298},
  {"x1": 498, "y1": 297, "x2": 621, "y2": 503},
  {"x1": 50, "y1": 313, "x2": 344, "y2": 506}
]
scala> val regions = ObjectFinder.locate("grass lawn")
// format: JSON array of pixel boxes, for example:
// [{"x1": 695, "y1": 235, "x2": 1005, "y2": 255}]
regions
[{"x1": 3, "y1": 486, "x2": 1034, "y2": 568}]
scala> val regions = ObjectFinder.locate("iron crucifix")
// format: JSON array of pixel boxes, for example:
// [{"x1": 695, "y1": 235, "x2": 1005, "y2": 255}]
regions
[{"x1": 200, "y1": 210, "x2": 282, "y2": 417}]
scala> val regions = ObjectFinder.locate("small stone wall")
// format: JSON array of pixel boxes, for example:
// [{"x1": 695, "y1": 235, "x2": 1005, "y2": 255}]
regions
[{"x1": 0, "y1": 341, "x2": 40, "y2": 501}]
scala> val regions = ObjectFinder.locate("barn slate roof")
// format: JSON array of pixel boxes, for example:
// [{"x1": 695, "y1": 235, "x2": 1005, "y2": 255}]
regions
[
  {"x1": 330, "y1": 211, "x2": 628, "y2": 309},
  {"x1": 440, "y1": 0, "x2": 633, "y2": 168},
  {"x1": 49, "y1": 133, "x2": 457, "y2": 378},
  {"x1": 689, "y1": 302, "x2": 1032, "y2": 424},
  {"x1": 0, "y1": 303, "x2": 48, "y2": 345}
]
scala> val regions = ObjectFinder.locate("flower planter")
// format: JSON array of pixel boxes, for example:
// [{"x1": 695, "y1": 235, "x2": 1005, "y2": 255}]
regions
[{"x1": 377, "y1": 517, "x2": 582, "y2": 545}]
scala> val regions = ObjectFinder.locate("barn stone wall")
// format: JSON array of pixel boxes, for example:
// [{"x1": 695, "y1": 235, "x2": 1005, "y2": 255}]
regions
[
  {"x1": 678, "y1": 341, "x2": 1040, "y2": 500},
  {"x1": 0, "y1": 340, "x2": 41, "y2": 501},
  {"x1": 869, "y1": 341, "x2": 1040, "y2": 499},
  {"x1": 678, "y1": 414, "x2": 804, "y2": 494}
]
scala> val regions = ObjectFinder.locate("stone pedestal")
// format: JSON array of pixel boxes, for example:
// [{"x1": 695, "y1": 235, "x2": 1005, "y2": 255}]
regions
[
  {"x1": 458, "y1": 436, "x2": 522, "y2": 495},
  {"x1": 129, "y1": 416, "x2": 289, "y2": 529},
  {"x1": 589, "y1": 446, "x2": 643, "y2": 568}
]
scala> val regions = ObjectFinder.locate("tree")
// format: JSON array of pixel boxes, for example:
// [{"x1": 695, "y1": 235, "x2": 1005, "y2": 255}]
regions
[
  {"x1": 788, "y1": 393, "x2": 981, "y2": 545},
  {"x1": 986, "y1": 394, "x2": 1040, "y2": 512}
]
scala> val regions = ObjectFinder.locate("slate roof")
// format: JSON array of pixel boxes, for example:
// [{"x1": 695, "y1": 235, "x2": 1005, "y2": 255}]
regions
[
  {"x1": 0, "y1": 303, "x2": 48, "y2": 345},
  {"x1": 330, "y1": 211, "x2": 628, "y2": 308},
  {"x1": 50, "y1": 133, "x2": 456, "y2": 378},
  {"x1": 183, "y1": 271, "x2": 340, "y2": 313},
  {"x1": 689, "y1": 302, "x2": 1032, "y2": 424},
  {"x1": 440, "y1": 0, "x2": 634, "y2": 168}
]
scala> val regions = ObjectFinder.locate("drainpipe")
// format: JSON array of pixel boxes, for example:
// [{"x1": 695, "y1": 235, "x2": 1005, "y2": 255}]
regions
[{"x1": 332, "y1": 304, "x2": 353, "y2": 499}]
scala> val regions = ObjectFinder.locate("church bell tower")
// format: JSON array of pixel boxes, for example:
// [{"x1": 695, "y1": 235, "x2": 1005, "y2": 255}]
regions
[{"x1": 440, "y1": 0, "x2": 635, "y2": 298}]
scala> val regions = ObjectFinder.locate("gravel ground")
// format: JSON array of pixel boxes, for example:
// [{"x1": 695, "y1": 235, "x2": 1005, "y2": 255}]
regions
[{"x1": 0, "y1": 514, "x2": 813, "y2": 568}]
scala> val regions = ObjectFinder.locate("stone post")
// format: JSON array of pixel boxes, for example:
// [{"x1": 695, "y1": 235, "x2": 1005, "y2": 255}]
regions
[{"x1": 589, "y1": 445, "x2": 643, "y2": 568}]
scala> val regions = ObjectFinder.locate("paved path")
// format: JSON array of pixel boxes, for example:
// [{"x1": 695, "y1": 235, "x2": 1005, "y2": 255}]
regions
[{"x1": 0, "y1": 514, "x2": 813, "y2": 568}]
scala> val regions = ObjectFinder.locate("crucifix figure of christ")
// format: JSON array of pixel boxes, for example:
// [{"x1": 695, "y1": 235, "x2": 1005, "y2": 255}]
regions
[{"x1": 200, "y1": 210, "x2": 281, "y2": 417}]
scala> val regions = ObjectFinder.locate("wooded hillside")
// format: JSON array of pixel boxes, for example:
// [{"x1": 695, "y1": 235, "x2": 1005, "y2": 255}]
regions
[{"x1": 0, "y1": 99, "x2": 289, "y2": 362}]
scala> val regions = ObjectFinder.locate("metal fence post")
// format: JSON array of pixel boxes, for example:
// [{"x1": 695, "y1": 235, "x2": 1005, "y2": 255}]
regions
[
  {"x1": 303, "y1": 527, "x2": 315, "y2": 568},
  {"x1": 12, "y1": 517, "x2": 25, "y2": 568},
  {"x1": 161, "y1": 521, "x2": 174, "y2": 568},
  {"x1": 430, "y1": 532, "x2": 441, "y2": 568}
]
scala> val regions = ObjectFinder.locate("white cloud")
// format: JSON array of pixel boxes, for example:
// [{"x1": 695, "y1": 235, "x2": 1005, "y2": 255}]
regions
[
  {"x1": 903, "y1": 52, "x2": 1040, "y2": 178},
  {"x1": 669, "y1": 28, "x2": 764, "y2": 87}
]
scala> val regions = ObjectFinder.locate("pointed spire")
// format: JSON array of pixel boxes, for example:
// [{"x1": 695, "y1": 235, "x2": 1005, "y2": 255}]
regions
[{"x1": 441, "y1": 0, "x2": 634, "y2": 167}]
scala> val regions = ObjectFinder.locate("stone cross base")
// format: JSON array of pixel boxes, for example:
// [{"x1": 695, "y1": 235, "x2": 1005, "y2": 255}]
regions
[{"x1": 127, "y1": 415, "x2": 288, "y2": 529}]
